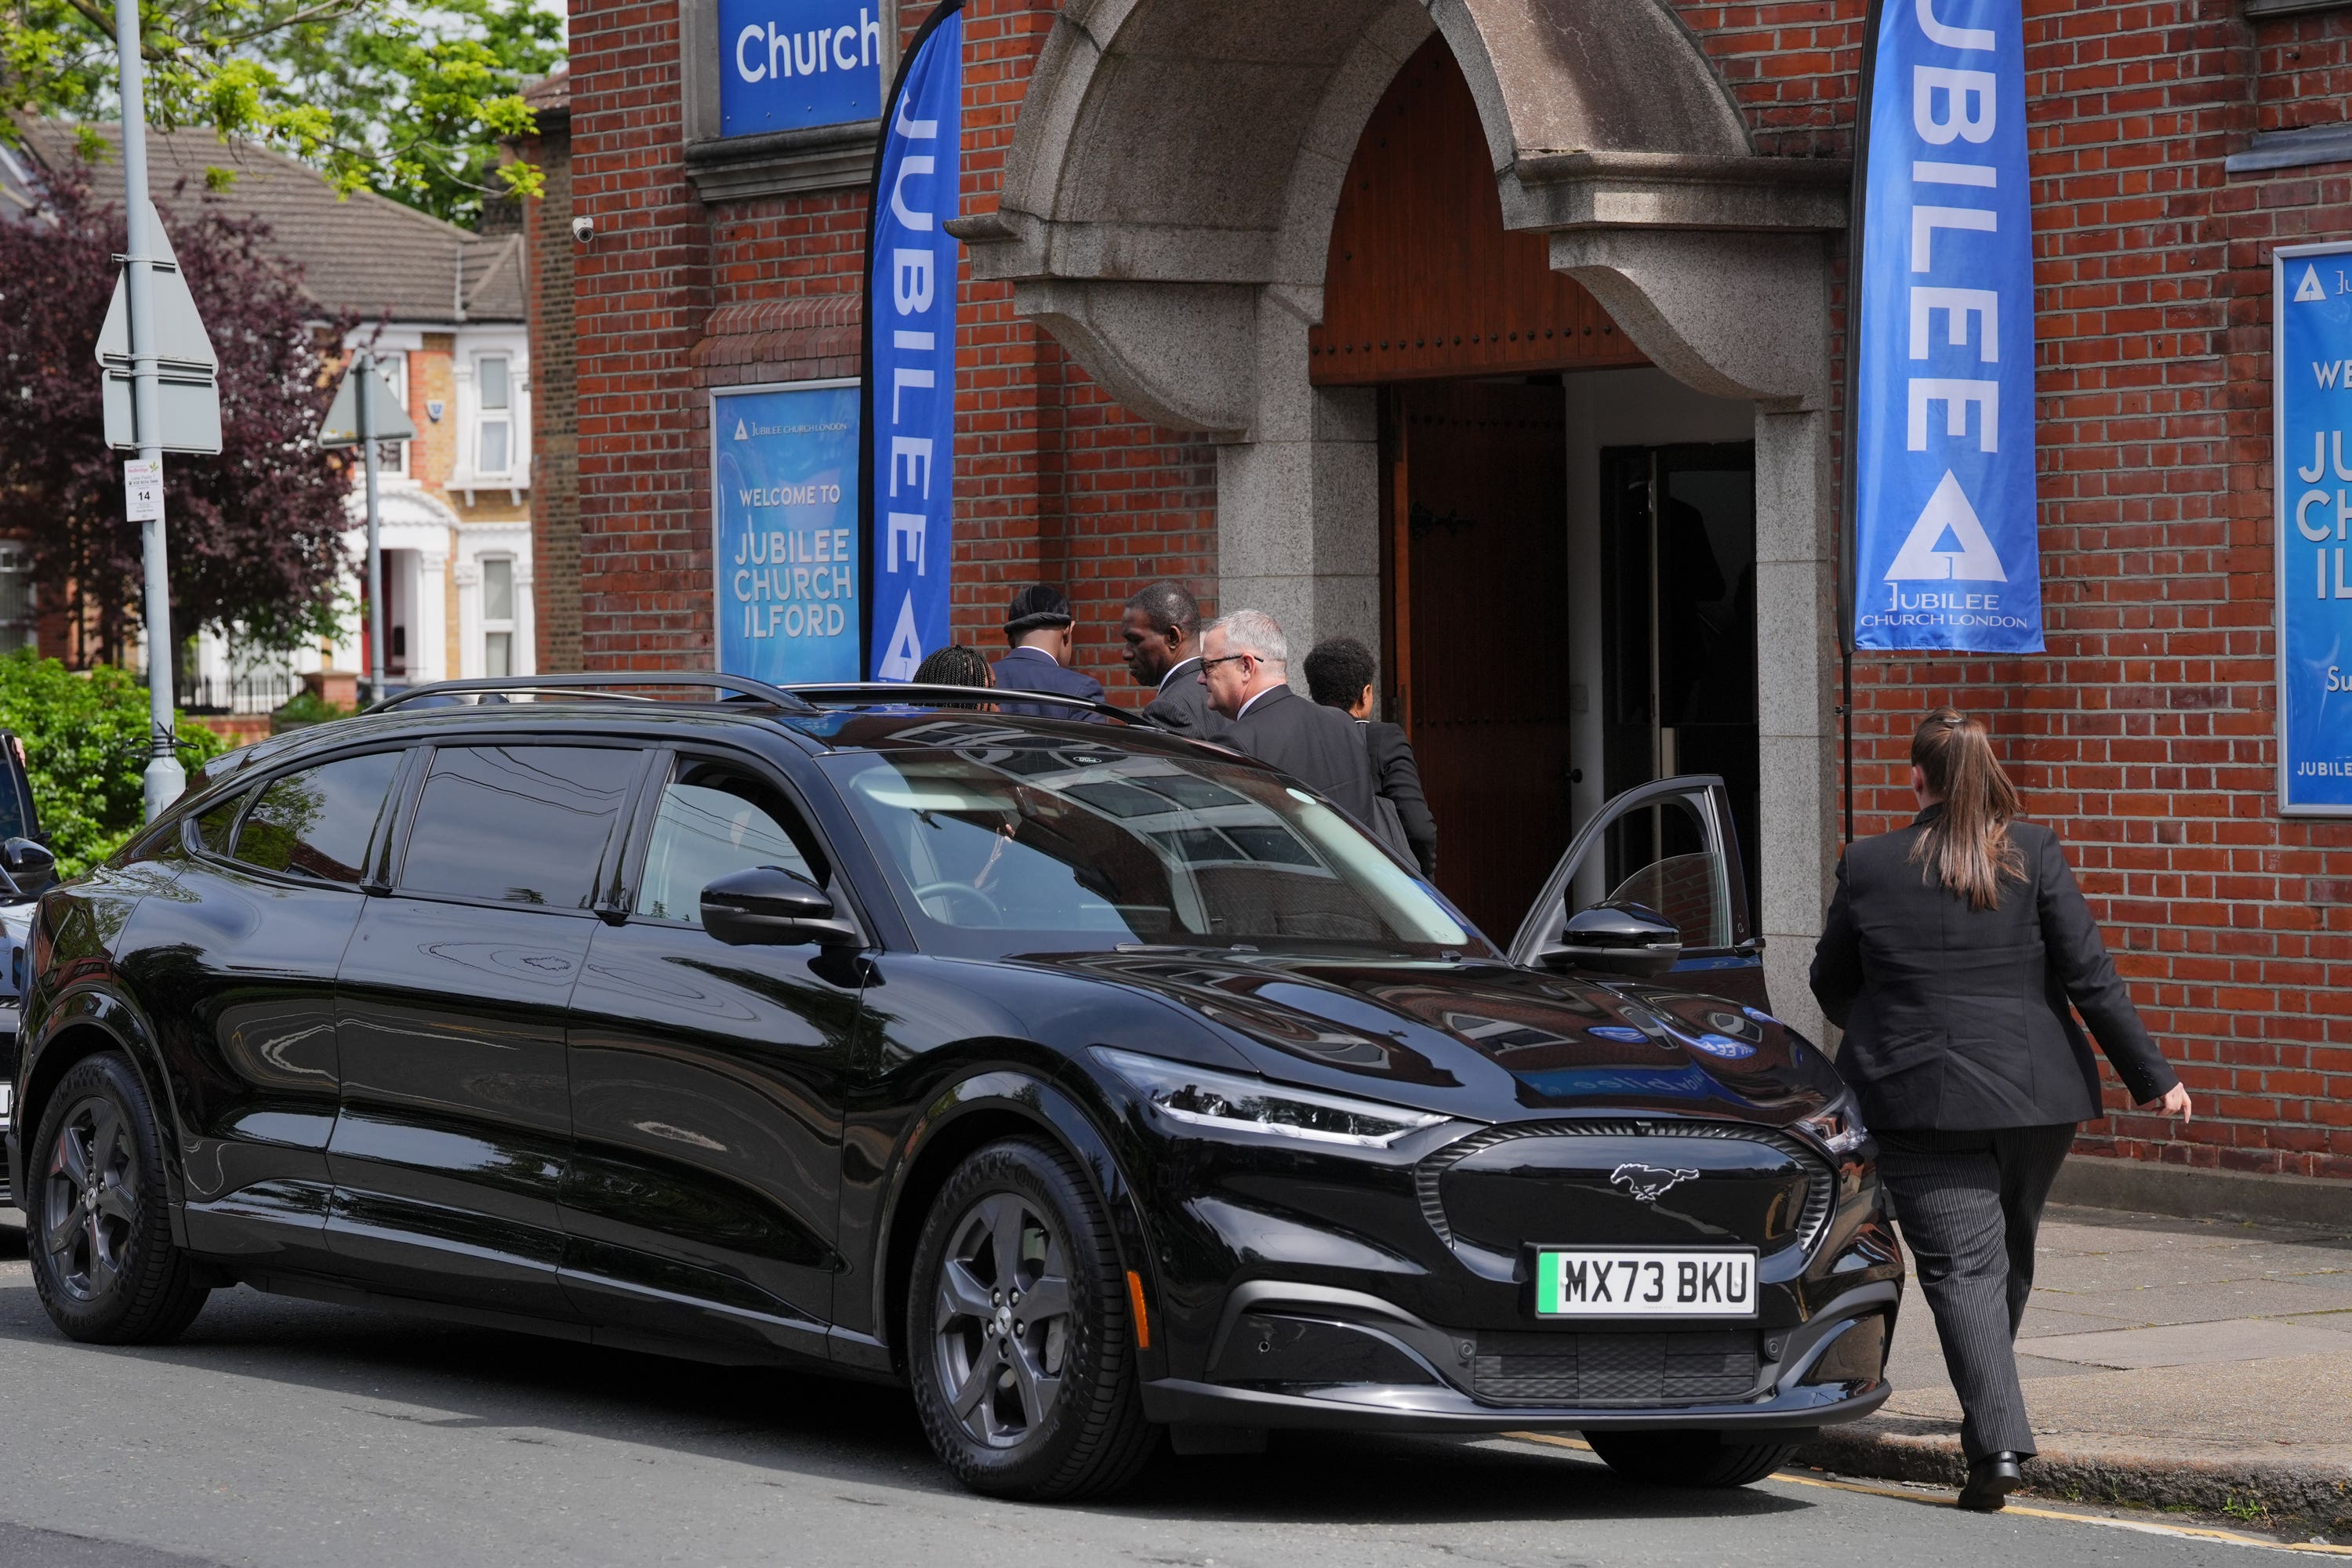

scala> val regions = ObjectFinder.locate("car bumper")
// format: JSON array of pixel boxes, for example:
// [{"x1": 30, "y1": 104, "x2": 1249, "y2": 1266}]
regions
[
  {"x1": 1142, "y1": 1375, "x2": 1889, "y2": 1434},
  {"x1": 1136, "y1": 1276, "x2": 1898, "y2": 1435}
]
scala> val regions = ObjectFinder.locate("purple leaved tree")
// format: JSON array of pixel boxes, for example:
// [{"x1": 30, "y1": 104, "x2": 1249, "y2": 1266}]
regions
[{"x1": 0, "y1": 165, "x2": 354, "y2": 665}]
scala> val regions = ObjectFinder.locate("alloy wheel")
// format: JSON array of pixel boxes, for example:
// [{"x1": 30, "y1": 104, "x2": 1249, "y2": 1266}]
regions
[
  {"x1": 931, "y1": 1192, "x2": 1076, "y2": 1448},
  {"x1": 43, "y1": 1094, "x2": 140, "y2": 1303}
]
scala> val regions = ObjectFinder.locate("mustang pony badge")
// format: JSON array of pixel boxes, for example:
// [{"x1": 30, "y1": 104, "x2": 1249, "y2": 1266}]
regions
[{"x1": 1610, "y1": 1163, "x2": 1700, "y2": 1203}]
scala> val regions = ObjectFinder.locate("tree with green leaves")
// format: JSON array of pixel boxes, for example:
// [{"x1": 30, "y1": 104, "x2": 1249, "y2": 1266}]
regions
[{"x1": 1, "y1": 0, "x2": 561, "y2": 224}]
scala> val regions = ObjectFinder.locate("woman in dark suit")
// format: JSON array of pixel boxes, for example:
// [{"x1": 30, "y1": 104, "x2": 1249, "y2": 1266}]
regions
[{"x1": 1810, "y1": 709, "x2": 2191, "y2": 1512}]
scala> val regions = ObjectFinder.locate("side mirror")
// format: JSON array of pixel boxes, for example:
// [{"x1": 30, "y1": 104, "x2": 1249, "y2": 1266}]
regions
[
  {"x1": 699, "y1": 865, "x2": 859, "y2": 949},
  {"x1": 1534, "y1": 901, "x2": 1682, "y2": 978},
  {"x1": 4, "y1": 836, "x2": 55, "y2": 891}
]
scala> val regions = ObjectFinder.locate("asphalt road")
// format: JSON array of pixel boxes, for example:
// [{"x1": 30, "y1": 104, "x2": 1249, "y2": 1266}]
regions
[{"x1": 0, "y1": 1219, "x2": 2271, "y2": 1568}]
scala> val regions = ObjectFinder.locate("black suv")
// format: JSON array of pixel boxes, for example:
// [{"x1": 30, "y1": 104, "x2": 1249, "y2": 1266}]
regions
[{"x1": 9, "y1": 677, "x2": 1898, "y2": 1500}]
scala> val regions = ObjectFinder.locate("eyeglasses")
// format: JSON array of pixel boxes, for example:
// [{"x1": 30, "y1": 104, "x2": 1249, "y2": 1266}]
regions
[{"x1": 1198, "y1": 653, "x2": 1253, "y2": 672}]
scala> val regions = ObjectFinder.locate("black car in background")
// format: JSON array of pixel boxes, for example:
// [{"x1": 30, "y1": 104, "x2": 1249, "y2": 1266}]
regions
[
  {"x1": 0, "y1": 728, "x2": 56, "y2": 1199},
  {"x1": 8, "y1": 677, "x2": 1900, "y2": 1500}
]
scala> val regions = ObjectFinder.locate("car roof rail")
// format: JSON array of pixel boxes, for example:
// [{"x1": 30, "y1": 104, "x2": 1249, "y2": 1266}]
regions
[
  {"x1": 368, "y1": 673, "x2": 821, "y2": 714},
  {"x1": 781, "y1": 682, "x2": 1145, "y2": 727}
]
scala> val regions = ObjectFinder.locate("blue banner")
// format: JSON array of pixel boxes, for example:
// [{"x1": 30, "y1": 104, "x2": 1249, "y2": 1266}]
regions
[
  {"x1": 713, "y1": 381, "x2": 862, "y2": 684},
  {"x1": 863, "y1": 3, "x2": 961, "y2": 681},
  {"x1": 1852, "y1": 0, "x2": 2042, "y2": 652},
  {"x1": 2276, "y1": 242, "x2": 2352, "y2": 815},
  {"x1": 717, "y1": 0, "x2": 884, "y2": 136}
]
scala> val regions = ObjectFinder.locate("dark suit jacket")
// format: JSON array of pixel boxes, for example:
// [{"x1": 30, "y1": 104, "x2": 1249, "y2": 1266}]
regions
[
  {"x1": 1141, "y1": 658, "x2": 1232, "y2": 742},
  {"x1": 1363, "y1": 719, "x2": 1438, "y2": 878},
  {"x1": 991, "y1": 646, "x2": 1105, "y2": 714},
  {"x1": 1809, "y1": 808, "x2": 2177, "y2": 1131},
  {"x1": 1225, "y1": 685, "x2": 1377, "y2": 826}
]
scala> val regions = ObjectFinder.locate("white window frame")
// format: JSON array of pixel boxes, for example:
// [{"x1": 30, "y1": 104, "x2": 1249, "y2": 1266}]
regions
[
  {"x1": 474, "y1": 353, "x2": 514, "y2": 481},
  {"x1": 451, "y1": 336, "x2": 531, "y2": 505},
  {"x1": 480, "y1": 554, "x2": 517, "y2": 678}
]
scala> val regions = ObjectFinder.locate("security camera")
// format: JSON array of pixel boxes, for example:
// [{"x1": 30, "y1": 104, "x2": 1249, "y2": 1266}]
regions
[{"x1": 570, "y1": 215, "x2": 593, "y2": 244}]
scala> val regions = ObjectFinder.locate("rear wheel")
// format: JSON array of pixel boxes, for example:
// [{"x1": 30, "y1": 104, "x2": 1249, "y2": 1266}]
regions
[
  {"x1": 1584, "y1": 1428, "x2": 1795, "y2": 1489},
  {"x1": 906, "y1": 1138, "x2": 1154, "y2": 1500},
  {"x1": 27, "y1": 1053, "x2": 209, "y2": 1345}
]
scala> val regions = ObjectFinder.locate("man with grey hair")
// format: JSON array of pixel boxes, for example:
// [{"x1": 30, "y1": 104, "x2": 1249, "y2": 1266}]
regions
[{"x1": 1200, "y1": 610, "x2": 1377, "y2": 827}]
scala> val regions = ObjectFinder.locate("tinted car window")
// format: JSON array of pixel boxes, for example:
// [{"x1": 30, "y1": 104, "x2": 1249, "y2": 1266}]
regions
[
  {"x1": 634, "y1": 770, "x2": 816, "y2": 925},
  {"x1": 196, "y1": 797, "x2": 241, "y2": 856},
  {"x1": 399, "y1": 745, "x2": 641, "y2": 909},
  {"x1": 233, "y1": 752, "x2": 402, "y2": 884},
  {"x1": 824, "y1": 742, "x2": 1480, "y2": 960}
]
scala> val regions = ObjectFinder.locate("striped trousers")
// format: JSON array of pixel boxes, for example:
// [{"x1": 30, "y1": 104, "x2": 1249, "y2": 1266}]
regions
[{"x1": 1873, "y1": 1123, "x2": 2078, "y2": 1462}]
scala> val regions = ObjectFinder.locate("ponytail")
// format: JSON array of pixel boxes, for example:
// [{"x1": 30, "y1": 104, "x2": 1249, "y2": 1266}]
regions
[{"x1": 1907, "y1": 707, "x2": 2025, "y2": 910}]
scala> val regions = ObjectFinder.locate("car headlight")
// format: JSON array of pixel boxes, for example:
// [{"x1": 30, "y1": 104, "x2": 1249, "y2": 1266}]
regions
[
  {"x1": 1091, "y1": 1047, "x2": 1451, "y2": 1149},
  {"x1": 1797, "y1": 1092, "x2": 1870, "y2": 1157}
]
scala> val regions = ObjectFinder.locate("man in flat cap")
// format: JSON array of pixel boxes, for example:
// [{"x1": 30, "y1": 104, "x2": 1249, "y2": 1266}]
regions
[{"x1": 992, "y1": 584, "x2": 1105, "y2": 710}]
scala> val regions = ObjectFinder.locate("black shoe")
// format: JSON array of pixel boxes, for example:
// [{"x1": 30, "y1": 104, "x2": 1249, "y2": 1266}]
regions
[{"x1": 1957, "y1": 1451, "x2": 2024, "y2": 1512}]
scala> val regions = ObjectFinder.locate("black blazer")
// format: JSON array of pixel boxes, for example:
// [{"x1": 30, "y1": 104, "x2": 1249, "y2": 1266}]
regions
[
  {"x1": 1810, "y1": 809, "x2": 2177, "y2": 1131},
  {"x1": 1226, "y1": 685, "x2": 1377, "y2": 826},
  {"x1": 991, "y1": 647, "x2": 1104, "y2": 716},
  {"x1": 1363, "y1": 719, "x2": 1438, "y2": 877},
  {"x1": 1142, "y1": 658, "x2": 1232, "y2": 742}
]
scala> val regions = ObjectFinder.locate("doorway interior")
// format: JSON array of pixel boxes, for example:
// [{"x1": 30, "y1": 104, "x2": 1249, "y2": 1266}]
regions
[{"x1": 1380, "y1": 371, "x2": 1759, "y2": 943}]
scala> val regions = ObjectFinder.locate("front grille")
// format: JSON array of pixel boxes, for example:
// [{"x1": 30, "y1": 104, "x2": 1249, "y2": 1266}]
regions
[
  {"x1": 1417, "y1": 1120, "x2": 1835, "y2": 1255},
  {"x1": 1472, "y1": 1328, "x2": 1758, "y2": 1405}
]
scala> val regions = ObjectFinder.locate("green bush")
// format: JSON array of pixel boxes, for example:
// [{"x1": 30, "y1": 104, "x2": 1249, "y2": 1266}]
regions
[{"x1": 0, "y1": 652, "x2": 229, "y2": 878}]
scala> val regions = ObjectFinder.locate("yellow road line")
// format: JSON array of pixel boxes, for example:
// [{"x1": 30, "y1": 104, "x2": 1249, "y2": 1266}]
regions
[{"x1": 1500, "y1": 1432, "x2": 2352, "y2": 1555}]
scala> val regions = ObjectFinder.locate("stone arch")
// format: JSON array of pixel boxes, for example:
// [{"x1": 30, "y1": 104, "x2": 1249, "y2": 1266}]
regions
[{"x1": 952, "y1": 0, "x2": 1849, "y2": 1029}]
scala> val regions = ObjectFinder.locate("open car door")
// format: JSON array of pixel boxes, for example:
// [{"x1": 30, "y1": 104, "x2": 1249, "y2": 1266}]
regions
[{"x1": 1505, "y1": 774, "x2": 1768, "y2": 1011}]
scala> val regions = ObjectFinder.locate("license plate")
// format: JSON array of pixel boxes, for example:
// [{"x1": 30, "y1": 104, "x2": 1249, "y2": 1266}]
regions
[{"x1": 1534, "y1": 1248, "x2": 1759, "y2": 1319}]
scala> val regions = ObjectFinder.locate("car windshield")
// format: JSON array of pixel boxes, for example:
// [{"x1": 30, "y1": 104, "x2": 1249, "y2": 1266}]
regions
[{"x1": 822, "y1": 738, "x2": 1483, "y2": 960}]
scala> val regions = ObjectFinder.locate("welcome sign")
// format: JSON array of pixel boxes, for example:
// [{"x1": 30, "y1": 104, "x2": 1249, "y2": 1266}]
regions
[
  {"x1": 712, "y1": 380, "x2": 863, "y2": 684},
  {"x1": 2276, "y1": 241, "x2": 2352, "y2": 815},
  {"x1": 717, "y1": 0, "x2": 886, "y2": 136},
  {"x1": 1850, "y1": 0, "x2": 2045, "y2": 652}
]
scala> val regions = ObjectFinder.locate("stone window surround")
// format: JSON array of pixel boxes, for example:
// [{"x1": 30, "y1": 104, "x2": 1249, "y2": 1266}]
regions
[
  {"x1": 449, "y1": 328, "x2": 533, "y2": 506},
  {"x1": 679, "y1": 0, "x2": 901, "y2": 202},
  {"x1": 454, "y1": 521, "x2": 538, "y2": 681}
]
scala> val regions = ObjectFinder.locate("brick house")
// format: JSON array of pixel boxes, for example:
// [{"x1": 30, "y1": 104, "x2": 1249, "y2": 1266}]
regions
[
  {"x1": 527, "y1": 0, "x2": 2352, "y2": 1213},
  {"x1": 21, "y1": 123, "x2": 542, "y2": 703}
]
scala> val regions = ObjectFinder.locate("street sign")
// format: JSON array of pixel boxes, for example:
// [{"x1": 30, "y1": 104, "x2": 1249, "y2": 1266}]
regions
[
  {"x1": 318, "y1": 361, "x2": 416, "y2": 447},
  {"x1": 96, "y1": 200, "x2": 222, "y2": 455},
  {"x1": 123, "y1": 459, "x2": 163, "y2": 522}
]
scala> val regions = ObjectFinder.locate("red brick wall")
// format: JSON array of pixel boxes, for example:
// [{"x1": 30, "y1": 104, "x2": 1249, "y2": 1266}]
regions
[
  {"x1": 1824, "y1": 1, "x2": 2352, "y2": 1179},
  {"x1": 567, "y1": 0, "x2": 2352, "y2": 1177},
  {"x1": 570, "y1": 0, "x2": 1216, "y2": 697}
]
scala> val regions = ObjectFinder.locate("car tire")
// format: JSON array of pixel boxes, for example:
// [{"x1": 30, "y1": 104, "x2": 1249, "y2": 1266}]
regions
[
  {"x1": 27, "y1": 1053, "x2": 210, "y2": 1345},
  {"x1": 1584, "y1": 1429, "x2": 1795, "y2": 1489},
  {"x1": 906, "y1": 1137, "x2": 1154, "y2": 1501}
]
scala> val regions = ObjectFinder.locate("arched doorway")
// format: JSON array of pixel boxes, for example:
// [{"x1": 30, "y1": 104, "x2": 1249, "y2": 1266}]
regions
[{"x1": 956, "y1": 0, "x2": 1848, "y2": 1031}]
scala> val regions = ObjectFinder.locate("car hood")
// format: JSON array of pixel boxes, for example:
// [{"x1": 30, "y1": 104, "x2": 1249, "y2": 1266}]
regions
[{"x1": 1027, "y1": 950, "x2": 1846, "y2": 1130}]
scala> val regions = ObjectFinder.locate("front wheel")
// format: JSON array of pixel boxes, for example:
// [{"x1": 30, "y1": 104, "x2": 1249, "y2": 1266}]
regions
[
  {"x1": 27, "y1": 1053, "x2": 210, "y2": 1345},
  {"x1": 1584, "y1": 1428, "x2": 1796, "y2": 1489},
  {"x1": 906, "y1": 1138, "x2": 1154, "y2": 1500}
]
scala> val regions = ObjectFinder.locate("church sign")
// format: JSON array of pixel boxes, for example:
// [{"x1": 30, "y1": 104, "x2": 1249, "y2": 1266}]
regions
[
  {"x1": 2276, "y1": 241, "x2": 2352, "y2": 815},
  {"x1": 1849, "y1": 0, "x2": 2045, "y2": 652},
  {"x1": 717, "y1": 0, "x2": 886, "y2": 136},
  {"x1": 711, "y1": 379, "x2": 864, "y2": 684}
]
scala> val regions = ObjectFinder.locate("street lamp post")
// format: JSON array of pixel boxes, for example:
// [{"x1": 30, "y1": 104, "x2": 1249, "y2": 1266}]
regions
[{"x1": 112, "y1": 0, "x2": 185, "y2": 821}]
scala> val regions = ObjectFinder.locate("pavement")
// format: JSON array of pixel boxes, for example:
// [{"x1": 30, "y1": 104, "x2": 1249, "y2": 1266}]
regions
[{"x1": 1796, "y1": 1202, "x2": 2352, "y2": 1530}]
